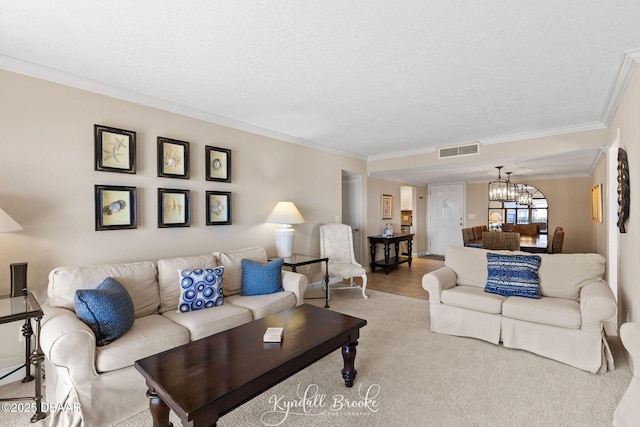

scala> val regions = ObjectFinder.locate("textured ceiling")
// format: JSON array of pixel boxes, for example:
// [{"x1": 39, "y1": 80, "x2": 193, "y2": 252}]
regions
[{"x1": 1, "y1": 2, "x2": 640, "y2": 184}]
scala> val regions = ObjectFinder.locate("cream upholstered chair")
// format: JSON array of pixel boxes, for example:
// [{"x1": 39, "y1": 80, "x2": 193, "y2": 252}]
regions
[{"x1": 319, "y1": 223, "x2": 368, "y2": 300}]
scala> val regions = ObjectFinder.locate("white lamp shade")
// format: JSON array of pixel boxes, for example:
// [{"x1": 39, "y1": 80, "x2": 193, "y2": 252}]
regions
[
  {"x1": 265, "y1": 202, "x2": 305, "y2": 225},
  {"x1": 0, "y1": 208, "x2": 22, "y2": 232}
]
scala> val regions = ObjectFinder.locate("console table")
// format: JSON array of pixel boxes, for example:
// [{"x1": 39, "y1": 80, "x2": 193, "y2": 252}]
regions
[{"x1": 368, "y1": 233, "x2": 414, "y2": 274}]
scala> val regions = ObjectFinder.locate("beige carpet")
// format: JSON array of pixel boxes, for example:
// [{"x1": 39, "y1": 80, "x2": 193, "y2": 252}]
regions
[{"x1": 0, "y1": 289, "x2": 632, "y2": 426}]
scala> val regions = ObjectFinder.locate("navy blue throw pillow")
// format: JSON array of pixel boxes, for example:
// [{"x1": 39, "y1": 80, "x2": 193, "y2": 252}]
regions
[
  {"x1": 74, "y1": 277, "x2": 135, "y2": 346},
  {"x1": 484, "y1": 253, "x2": 542, "y2": 299},
  {"x1": 240, "y1": 258, "x2": 284, "y2": 296}
]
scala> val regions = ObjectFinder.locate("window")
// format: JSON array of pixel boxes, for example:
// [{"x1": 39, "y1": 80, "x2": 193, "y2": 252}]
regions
[{"x1": 488, "y1": 185, "x2": 548, "y2": 234}]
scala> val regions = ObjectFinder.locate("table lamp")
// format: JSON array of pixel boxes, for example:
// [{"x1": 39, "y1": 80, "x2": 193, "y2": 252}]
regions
[
  {"x1": 265, "y1": 201, "x2": 305, "y2": 258},
  {"x1": 489, "y1": 212, "x2": 503, "y2": 229}
]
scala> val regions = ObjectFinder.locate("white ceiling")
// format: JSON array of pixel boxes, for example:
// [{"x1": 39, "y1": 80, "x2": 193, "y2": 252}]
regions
[{"x1": 2, "y1": 2, "x2": 640, "y2": 184}]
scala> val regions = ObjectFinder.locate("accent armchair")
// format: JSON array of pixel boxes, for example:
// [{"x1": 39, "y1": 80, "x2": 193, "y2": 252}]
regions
[{"x1": 319, "y1": 223, "x2": 368, "y2": 300}]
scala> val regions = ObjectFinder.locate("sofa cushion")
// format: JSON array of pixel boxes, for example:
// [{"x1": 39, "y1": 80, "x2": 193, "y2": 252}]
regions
[
  {"x1": 74, "y1": 277, "x2": 135, "y2": 346},
  {"x1": 445, "y1": 245, "x2": 490, "y2": 288},
  {"x1": 537, "y1": 253, "x2": 605, "y2": 300},
  {"x1": 48, "y1": 262, "x2": 160, "y2": 318},
  {"x1": 441, "y1": 285, "x2": 505, "y2": 314},
  {"x1": 95, "y1": 314, "x2": 189, "y2": 373},
  {"x1": 502, "y1": 296, "x2": 581, "y2": 329},
  {"x1": 213, "y1": 247, "x2": 268, "y2": 296},
  {"x1": 484, "y1": 253, "x2": 541, "y2": 299},
  {"x1": 162, "y1": 303, "x2": 253, "y2": 341},
  {"x1": 157, "y1": 255, "x2": 215, "y2": 313},
  {"x1": 241, "y1": 258, "x2": 284, "y2": 296},
  {"x1": 226, "y1": 292, "x2": 297, "y2": 320},
  {"x1": 178, "y1": 267, "x2": 225, "y2": 313}
]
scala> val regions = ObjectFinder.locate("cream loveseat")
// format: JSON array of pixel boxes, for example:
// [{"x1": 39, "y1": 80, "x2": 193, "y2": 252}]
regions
[
  {"x1": 422, "y1": 245, "x2": 617, "y2": 373},
  {"x1": 40, "y1": 246, "x2": 308, "y2": 426}
]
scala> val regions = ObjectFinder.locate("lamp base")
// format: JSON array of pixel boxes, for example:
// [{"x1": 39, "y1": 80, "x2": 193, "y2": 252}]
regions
[{"x1": 274, "y1": 225, "x2": 295, "y2": 258}]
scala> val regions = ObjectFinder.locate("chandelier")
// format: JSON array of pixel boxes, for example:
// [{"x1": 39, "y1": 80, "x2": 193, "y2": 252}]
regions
[
  {"x1": 488, "y1": 166, "x2": 515, "y2": 201},
  {"x1": 517, "y1": 184, "x2": 533, "y2": 206}
]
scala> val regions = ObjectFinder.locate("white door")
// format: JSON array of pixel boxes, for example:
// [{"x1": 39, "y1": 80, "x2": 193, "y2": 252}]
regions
[
  {"x1": 342, "y1": 173, "x2": 362, "y2": 263},
  {"x1": 428, "y1": 183, "x2": 465, "y2": 255}
]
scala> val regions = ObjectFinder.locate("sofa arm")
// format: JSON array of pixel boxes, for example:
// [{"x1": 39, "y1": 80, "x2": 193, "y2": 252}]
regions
[
  {"x1": 580, "y1": 280, "x2": 617, "y2": 335},
  {"x1": 281, "y1": 270, "x2": 308, "y2": 306},
  {"x1": 422, "y1": 266, "x2": 457, "y2": 304},
  {"x1": 41, "y1": 304, "x2": 99, "y2": 386},
  {"x1": 621, "y1": 323, "x2": 640, "y2": 377}
]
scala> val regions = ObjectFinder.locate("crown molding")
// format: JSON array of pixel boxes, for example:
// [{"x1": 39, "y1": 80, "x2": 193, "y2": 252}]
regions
[
  {"x1": 600, "y1": 48, "x2": 640, "y2": 125},
  {"x1": 478, "y1": 122, "x2": 606, "y2": 146},
  {"x1": 0, "y1": 55, "x2": 367, "y2": 161}
]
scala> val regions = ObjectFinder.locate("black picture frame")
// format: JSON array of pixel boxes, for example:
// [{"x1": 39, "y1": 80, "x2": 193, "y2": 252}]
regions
[
  {"x1": 205, "y1": 146, "x2": 231, "y2": 183},
  {"x1": 94, "y1": 125, "x2": 136, "y2": 174},
  {"x1": 206, "y1": 191, "x2": 232, "y2": 225},
  {"x1": 95, "y1": 185, "x2": 137, "y2": 231},
  {"x1": 158, "y1": 188, "x2": 190, "y2": 228},
  {"x1": 158, "y1": 137, "x2": 190, "y2": 179}
]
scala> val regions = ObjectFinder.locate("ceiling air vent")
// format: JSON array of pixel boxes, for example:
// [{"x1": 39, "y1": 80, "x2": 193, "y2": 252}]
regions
[{"x1": 438, "y1": 143, "x2": 479, "y2": 159}]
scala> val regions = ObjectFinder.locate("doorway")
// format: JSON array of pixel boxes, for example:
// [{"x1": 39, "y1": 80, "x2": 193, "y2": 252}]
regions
[
  {"x1": 341, "y1": 171, "x2": 363, "y2": 263},
  {"x1": 428, "y1": 183, "x2": 465, "y2": 255}
]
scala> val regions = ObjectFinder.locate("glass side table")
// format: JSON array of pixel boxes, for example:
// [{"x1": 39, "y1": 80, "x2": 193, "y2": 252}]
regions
[
  {"x1": 280, "y1": 254, "x2": 330, "y2": 308},
  {"x1": 0, "y1": 291, "x2": 46, "y2": 422}
]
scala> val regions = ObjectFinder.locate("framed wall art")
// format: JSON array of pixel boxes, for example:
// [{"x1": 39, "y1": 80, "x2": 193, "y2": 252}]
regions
[
  {"x1": 617, "y1": 147, "x2": 630, "y2": 233},
  {"x1": 591, "y1": 184, "x2": 603, "y2": 223},
  {"x1": 205, "y1": 146, "x2": 231, "y2": 183},
  {"x1": 95, "y1": 185, "x2": 137, "y2": 231},
  {"x1": 94, "y1": 124, "x2": 136, "y2": 174},
  {"x1": 158, "y1": 137, "x2": 190, "y2": 179},
  {"x1": 158, "y1": 188, "x2": 190, "y2": 228},
  {"x1": 206, "y1": 191, "x2": 232, "y2": 225},
  {"x1": 381, "y1": 194, "x2": 393, "y2": 220}
]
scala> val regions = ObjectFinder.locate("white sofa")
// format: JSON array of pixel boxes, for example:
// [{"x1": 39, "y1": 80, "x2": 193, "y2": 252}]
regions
[
  {"x1": 40, "y1": 246, "x2": 308, "y2": 426},
  {"x1": 613, "y1": 322, "x2": 640, "y2": 426},
  {"x1": 422, "y1": 245, "x2": 617, "y2": 373}
]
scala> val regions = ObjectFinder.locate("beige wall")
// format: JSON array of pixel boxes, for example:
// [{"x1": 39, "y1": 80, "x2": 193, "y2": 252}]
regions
[
  {"x1": 608, "y1": 65, "x2": 640, "y2": 327},
  {"x1": 0, "y1": 70, "x2": 366, "y2": 367}
]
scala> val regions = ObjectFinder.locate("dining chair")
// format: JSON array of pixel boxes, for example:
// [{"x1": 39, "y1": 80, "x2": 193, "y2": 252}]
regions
[
  {"x1": 551, "y1": 230, "x2": 564, "y2": 253},
  {"x1": 462, "y1": 228, "x2": 471, "y2": 246},
  {"x1": 482, "y1": 231, "x2": 505, "y2": 250},
  {"x1": 319, "y1": 223, "x2": 368, "y2": 300},
  {"x1": 503, "y1": 232, "x2": 520, "y2": 251}
]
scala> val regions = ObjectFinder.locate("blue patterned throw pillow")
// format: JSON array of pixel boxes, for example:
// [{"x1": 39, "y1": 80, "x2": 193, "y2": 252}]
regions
[
  {"x1": 74, "y1": 277, "x2": 135, "y2": 346},
  {"x1": 241, "y1": 258, "x2": 284, "y2": 296},
  {"x1": 484, "y1": 253, "x2": 542, "y2": 299},
  {"x1": 178, "y1": 267, "x2": 225, "y2": 313}
]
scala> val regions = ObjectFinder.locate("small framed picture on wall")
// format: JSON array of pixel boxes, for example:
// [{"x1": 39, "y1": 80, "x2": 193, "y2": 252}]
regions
[
  {"x1": 94, "y1": 125, "x2": 136, "y2": 174},
  {"x1": 158, "y1": 188, "x2": 190, "y2": 228},
  {"x1": 205, "y1": 146, "x2": 231, "y2": 183},
  {"x1": 381, "y1": 194, "x2": 393, "y2": 220},
  {"x1": 206, "y1": 191, "x2": 232, "y2": 225},
  {"x1": 95, "y1": 185, "x2": 137, "y2": 230},
  {"x1": 158, "y1": 137, "x2": 190, "y2": 179}
]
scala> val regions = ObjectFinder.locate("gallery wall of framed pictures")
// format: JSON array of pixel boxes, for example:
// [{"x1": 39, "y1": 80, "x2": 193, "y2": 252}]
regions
[{"x1": 93, "y1": 123, "x2": 233, "y2": 231}]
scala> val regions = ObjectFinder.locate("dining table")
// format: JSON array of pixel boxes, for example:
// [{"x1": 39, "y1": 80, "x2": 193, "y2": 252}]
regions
[
  {"x1": 466, "y1": 233, "x2": 548, "y2": 253},
  {"x1": 519, "y1": 234, "x2": 548, "y2": 253}
]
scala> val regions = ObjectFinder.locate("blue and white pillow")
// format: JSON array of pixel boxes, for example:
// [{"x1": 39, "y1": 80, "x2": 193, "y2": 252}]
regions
[
  {"x1": 74, "y1": 277, "x2": 135, "y2": 346},
  {"x1": 484, "y1": 253, "x2": 542, "y2": 299},
  {"x1": 178, "y1": 267, "x2": 225, "y2": 313},
  {"x1": 241, "y1": 258, "x2": 284, "y2": 296}
]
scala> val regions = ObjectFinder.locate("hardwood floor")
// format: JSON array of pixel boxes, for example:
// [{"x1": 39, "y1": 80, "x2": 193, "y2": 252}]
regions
[{"x1": 326, "y1": 257, "x2": 444, "y2": 301}]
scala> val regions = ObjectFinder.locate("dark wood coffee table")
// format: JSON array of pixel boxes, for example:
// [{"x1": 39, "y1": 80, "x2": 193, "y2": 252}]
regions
[{"x1": 134, "y1": 304, "x2": 367, "y2": 427}]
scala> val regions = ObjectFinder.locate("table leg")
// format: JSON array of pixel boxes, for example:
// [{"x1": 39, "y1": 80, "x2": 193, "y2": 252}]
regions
[
  {"x1": 30, "y1": 315, "x2": 46, "y2": 423},
  {"x1": 394, "y1": 242, "x2": 400, "y2": 264},
  {"x1": 324, "y1": 261, "x2": 330, "y2": 308},
  {"x1": 21, "y1": 319, "x2": 34, "y2": 383},
  {"x1": 369, "y1": 241, "x2": 376, "y2": 273},
  {"x1": 341, "y1": 341, "x2": 359, "y2": 387},
  {"x1": 146, "y1": 387, "x2": 173, "y2": 427},
  {"x1": 383, "y1": 243, "x2": 390, "y2": 274},
  {"x1": 407, "y1": 238, "x2": 413, "y2": 267}
]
